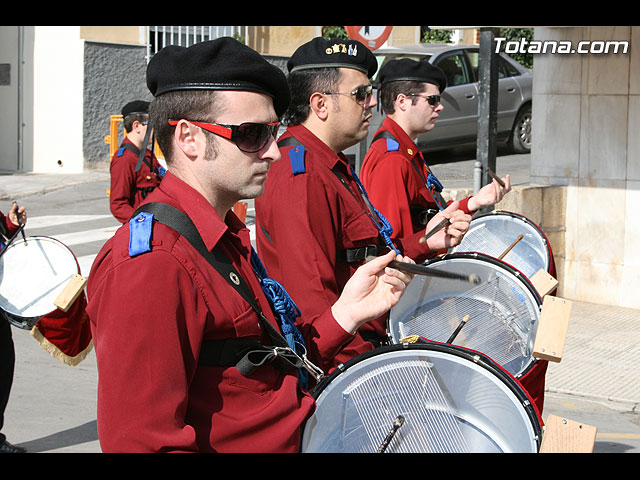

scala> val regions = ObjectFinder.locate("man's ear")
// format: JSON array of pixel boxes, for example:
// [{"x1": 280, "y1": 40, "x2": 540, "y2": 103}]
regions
[
  {"x1": 308, "y1": 92, "x2": 330, "y2": 121},
  {"x1": 173, "y1": 120, "x2": 200, "y2": 159}
]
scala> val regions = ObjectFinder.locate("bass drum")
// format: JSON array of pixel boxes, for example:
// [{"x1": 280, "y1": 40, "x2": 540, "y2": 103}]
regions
[
  {"x1": 301, "y1": 343, "x2": 542, "y2": 453},
  {"x1": 0, "y1": 236, "x2": 80, "y2": 329},
  {"x1": 450, "y1": 210, "x2": 553, "y2": 280},
  {"x1": 387, "y1": 252, "x2": 543, "y2": 381}
]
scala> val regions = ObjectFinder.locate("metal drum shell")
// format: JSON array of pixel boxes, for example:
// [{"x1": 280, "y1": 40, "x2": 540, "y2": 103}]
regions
[
  {"x1": 387, "y1": 252, "x2": 543, "y2": 380},
  {"x1": 302, "y1": 343, "x2": 542, "y2": 453},
  {"x1": 0, "y1": 236, "x2": 80, "y2": 329},
  {"x1": 450, "y1": 210, "x2": 552, "y2": 280}
]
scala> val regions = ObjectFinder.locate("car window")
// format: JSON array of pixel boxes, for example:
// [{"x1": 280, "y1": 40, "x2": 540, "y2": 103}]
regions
[
  {"x1": 434, "y1": 54, "x2": 471, "y2": 87},
  {"x1": 466, "y1": 51, "x2": 521, "y2": 79}
]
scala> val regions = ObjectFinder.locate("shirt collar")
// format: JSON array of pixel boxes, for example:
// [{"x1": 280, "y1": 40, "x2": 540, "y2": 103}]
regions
[
  {"x1": 285, "y1": 123, "x2": 352, "y2": 172},
  {"x1": 155, "y1": 171, "x2": 250, "y2": 253},
  {"x1": 380, "y1": 116, "x2": 422, "y2": 158}
]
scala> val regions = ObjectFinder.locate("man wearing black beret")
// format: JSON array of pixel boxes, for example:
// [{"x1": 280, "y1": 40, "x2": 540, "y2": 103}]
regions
[
  {"x1": 109, "y1": 100, "x2": 164, "y2": 223},
  {"x1": 361, "y1": 58, "x2": 510, "y2": 254},
  {"x1": 86, "y1": 36, "x2": 413, "y2": 453},
  {"x1": 255, "y1": 39, "x2": 470, "y2": 364}
]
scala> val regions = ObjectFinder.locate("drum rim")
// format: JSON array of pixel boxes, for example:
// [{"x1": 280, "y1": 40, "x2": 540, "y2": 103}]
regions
[
  {"x1": 453, "y1": 209, "x2": 551, "y2": 270},
  {"x1": 310, "y1": 342, "x2": 542, "y2": 449},
  {"x1": 390, "y1": 251, "x2": 543, "y2": 379},
  {"x1": 0, "y1": 235, "x2": 80, "y2": 318},
  {"x1": 423, "y1": 251, "x2": 543, "y2": 306},
  {"x1": 472, "y1": 210, "x2": 547, "y2": 239}
]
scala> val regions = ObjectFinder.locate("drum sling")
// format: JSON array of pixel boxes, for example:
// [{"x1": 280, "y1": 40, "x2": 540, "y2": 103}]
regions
[{"x1": 132, "y1": 203, "x2": 323, "y2": 388}]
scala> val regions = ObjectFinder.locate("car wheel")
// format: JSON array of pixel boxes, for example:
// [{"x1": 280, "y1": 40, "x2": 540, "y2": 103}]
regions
[{"x1": 508, "y1": 104, "x2": 532, "y2": 154}]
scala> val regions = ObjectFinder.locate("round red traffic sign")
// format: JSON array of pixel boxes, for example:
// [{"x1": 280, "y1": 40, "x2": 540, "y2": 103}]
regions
[{"x1": 345, "y1": 26, "x2": 393, "y2": 51}]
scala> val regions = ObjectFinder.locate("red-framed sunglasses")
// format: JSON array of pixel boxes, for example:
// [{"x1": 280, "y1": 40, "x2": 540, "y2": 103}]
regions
[{"x1": 169, "y1": 120, "x2": 280, "y2": 153}]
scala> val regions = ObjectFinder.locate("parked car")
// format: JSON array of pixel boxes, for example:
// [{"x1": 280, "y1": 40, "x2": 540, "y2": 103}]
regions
[{"x1": 346, "y1": 43, "x2": 532, "y2": 168}]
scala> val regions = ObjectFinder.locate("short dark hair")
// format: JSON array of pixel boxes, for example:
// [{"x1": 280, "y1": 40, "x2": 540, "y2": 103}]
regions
[
  {"x1": 379, "y1": 80, "x2": 428, "y2": 115},
  {"x1": 122, "y1": 113, "x2": 148, "y2": 134},
  {"x1": 149, "y1": 90, "x2": 222, "y2": 163},
  {"x1": 283, "y1": 68, "x2": 341, "y2": 126}
]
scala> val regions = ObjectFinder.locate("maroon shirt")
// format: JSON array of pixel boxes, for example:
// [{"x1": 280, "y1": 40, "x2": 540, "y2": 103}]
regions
[
  {"x1": 87, "y1": 171, "x2": 353, "y2": 452},
  {"x1": 255, "y1": 124, "x2": 434, "y2": 369},
  {"x1": 361, "y1": 117, "x2": 472, "y2": 262},
  {"x1": 109, "y1": 137, "x2": 163, "y2": 224}
]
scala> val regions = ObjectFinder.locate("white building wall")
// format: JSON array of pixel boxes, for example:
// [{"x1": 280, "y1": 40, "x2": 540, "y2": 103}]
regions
[{"x1": 30, "y1": 26, "x2": 85, "y2": 173}]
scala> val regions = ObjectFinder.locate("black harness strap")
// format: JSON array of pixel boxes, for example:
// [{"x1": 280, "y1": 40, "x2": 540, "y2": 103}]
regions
[{"x1": 133, "y1": 202, "x2": 305, "y2": 377}]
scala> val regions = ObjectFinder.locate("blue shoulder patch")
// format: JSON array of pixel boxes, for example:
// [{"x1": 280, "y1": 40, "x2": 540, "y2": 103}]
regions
[
  {"x1": 158, "y1": 166, "x2": 167, "y2": 178},
  {"x1": 386, "y1": 138, "x2": 400, "y2": 152},
  {"x1": 117, "y1": 147, "x2": 126, "y2": 157},
  {"x1": 128, "y1": 212, "x2": 154, "y2": 257},
  {"x1": 288, "y1": 145, "x2": 306, "y2": 175}
]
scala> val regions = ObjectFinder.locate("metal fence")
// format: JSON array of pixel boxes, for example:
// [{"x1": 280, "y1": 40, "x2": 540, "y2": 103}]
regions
[{"x1": 146, "y1": 26, "x2": 249, "y2": 59}]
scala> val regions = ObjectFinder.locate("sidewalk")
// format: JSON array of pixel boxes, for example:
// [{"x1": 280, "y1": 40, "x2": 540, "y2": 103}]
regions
[{"x1": 0, "y1": 167, "x2": 638, "y2": 454}]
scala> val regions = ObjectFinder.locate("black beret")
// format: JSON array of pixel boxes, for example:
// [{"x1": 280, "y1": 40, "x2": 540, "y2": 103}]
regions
[
  {"x1": 378, "y1": 58, "x2": 447, "y2": 93},
  {"x1": 121, "y1": 100, "x2": 149, "y2": 117},
  {"x1": 146, "y1": 37, "x2": 291, "y2": 117},
  {"x1": 287, "y1": 37, "x2": 378, "y2": 78}
]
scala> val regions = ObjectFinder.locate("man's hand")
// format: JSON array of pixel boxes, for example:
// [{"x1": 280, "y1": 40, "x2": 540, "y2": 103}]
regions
[
  {"x1": 8, "y1": 201, "x2": 27, "y2": 227},
  {"x1": 331, "y1": 250, "x2": 414, "y2": 335},
  {"x1": 423, "y1": 200, "x2": 471, "y2": 251},
  {"x1": 467, "y1": 174, "x2": 511, "y2": 212}
]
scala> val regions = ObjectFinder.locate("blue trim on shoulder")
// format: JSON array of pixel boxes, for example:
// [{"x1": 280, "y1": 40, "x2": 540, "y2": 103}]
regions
[
  {"x1": 117, "y1": 147, "x2": 125, "y2": 157},
  {"x1": 288, "y1": 145, "x2": 306, "y2": 175},
  {"x1": 128, "y1": 212, "x2": 154, "y2": 257},
  {"x1": 386, "y1": 138, "x2": 400, "y2": 152}
]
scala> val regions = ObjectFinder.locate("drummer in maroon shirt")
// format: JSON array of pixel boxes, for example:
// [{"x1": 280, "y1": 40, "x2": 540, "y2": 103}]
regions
[
  {"x1": 109, "y1": 100, "x2": 164, "y2": 224},
  {"x1": 361, "y1": 58, "x2": 511, "y2": 252},
  {"x1": 86, "y1": 37, "x2": 414, "y2": 453},
  {"x1": 255, "y1": 38, "x2": 472, "y2": 366}
]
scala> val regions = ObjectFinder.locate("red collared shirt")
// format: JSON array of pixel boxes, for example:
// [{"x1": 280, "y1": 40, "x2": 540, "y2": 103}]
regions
[
  {"x1": 109, "y1": 137, "x2": 163, "y2": 224},
  {"x1": 256, "y1": 124, "x2": 415, "y2": 367},
  {"x1": 361, "y1": 117, "x2": 472, "y2": 263},
  {"x1": 87, "y1": 171, "x2": 352, "y2": 453}
]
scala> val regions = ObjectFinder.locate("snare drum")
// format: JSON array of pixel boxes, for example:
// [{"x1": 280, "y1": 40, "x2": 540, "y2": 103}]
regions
[
  {"x1": 387, "y1": 252, "x2": 542, "y2": 381},
  {"x1": 451, "y1": 211, "x2": 554, "y2": 279},
  {"x1": 301, "y1": 343, "x2": 542, "y2": 453},
  {"x1": 0, "y1": 236, "x2": 80, "y2": 329}
]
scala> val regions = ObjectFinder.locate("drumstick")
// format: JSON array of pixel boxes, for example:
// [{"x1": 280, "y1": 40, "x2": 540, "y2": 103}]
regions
[
  {"x1": 498, "y1": 234, "x2": 524, "y2": 260},
  {"x1": 487, "y1": 168, "x2": 505, "y2": 187},
  {"x1": 377, "y1": 415, "x2": 405, "y2": 453},
  {"x1": 446, "y1": 314, "x2": 470, "y2": 344},
  {"x1": 387, "y1": 260, "x2": 481, "y2": 285},
  {"x1": 11, "y1": 201, "x2": 27, "y2": 245},
  {"x1": 418, "y1": 217, "x2": 450, "y2": 245}
]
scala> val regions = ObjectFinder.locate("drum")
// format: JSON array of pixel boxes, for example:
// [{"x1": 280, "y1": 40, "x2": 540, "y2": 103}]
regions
[
  {"x1": 387, "y1": 252, "x2": 543, "y2": 381},
  {"x1": 0, "y1": 236, "x2": 80, "y2": 329},
  {"x1": 450, "y1": 211, "x2": 552, "y2": 279},
  {"x1": 301, "y1": 343, "x2": 542, "y2": 453}
]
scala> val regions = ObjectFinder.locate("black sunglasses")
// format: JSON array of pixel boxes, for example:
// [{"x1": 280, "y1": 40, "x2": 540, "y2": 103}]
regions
[
  {"x1": 169, "y1": 120, "x2": 280, "y2": 153},
  {"x1": 408, "y1": 94, "x2": 441, "y2": 106},
  {"x1": 322, "y1": 84, "x2": 374, "y2": 105}
]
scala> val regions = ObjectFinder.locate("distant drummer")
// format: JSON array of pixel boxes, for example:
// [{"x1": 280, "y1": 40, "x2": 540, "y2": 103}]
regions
[
  {"x1": 360, "y1": 58, "x2": 511, "y2": 256},
  {"x1": 109, "y1": 100, "x2": 165, "y2": 224},
  {"x1": 0, "y1": 201, "x2": 28, "y2": 453}
]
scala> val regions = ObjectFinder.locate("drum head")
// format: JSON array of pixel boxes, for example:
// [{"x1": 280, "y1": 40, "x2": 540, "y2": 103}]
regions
[
  {"x1": 302, "y1": 344, "x2": 541, "y2": 453},
  {"x1": 451, "y1": 211, "x2": 550, "y2": 279},
  {"x1": 0, "y1": 236, "x2": 79, "y2": 322},
  {"x1": 387, "y1": 253, "x2": 542, "y2": 379}
]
